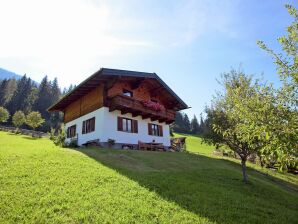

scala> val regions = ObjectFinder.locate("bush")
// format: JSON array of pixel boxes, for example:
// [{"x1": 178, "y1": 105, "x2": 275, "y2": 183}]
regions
[
  {"x1": 107, "y1": 138, "x2": 115, "y2": 148},
  {"x1": 12, "y1": 111, "x2": 26, "y2": 132},
  {"x1": 0, "y1": 107, "x2": 9, "y2": 123},
  {"x1": 26, "y1": 111, "x2": 45, "y2": 132},
  {"x1": 50, "y1": 125, "x2": 66, "y2": 147},
  {"x1": 67, "y1": 139, "x2": 78, "y2": 148},
  {"x1": 49, "y1": 128, "x2": 56, "y2": 141}
]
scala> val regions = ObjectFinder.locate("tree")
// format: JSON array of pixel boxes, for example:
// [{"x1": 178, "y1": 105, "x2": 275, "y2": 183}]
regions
[
  {"x1": 26, "y1": 111, "x2": 45, "y2": 131},
  {"x1": 0, "y1": 107, "x2": 9, "y2": 123},
  {"x1": 8, "y1": 75, "x2": 35, "y2": 114},
  {"x1": 12, "y1": 111, "x2": 26, "y2": 129},
  {"x1": 203, "y1": 69, "x2": 265, "y2": 182},
  {"x1": 173, "y1": 111, "x2": 184, "y2": 133},
  {"x1": 0, "y1": 78, "x2": 17, "y2": 106},
  {"x1": 190, "y1": 115, "x2": 200, "y2": 134},
  {"x1": 201, "y1": 108, "x2": 223, "y2": 149},
  {"x1": 257, "y1": 4, "x2": 297, "y2": 99},
  {"x1": 254, "y1": 4, "x2": 298, "y2": 171},
  {"x1": 49, "y1": 77, "x2": 62, "y2": 130},
  {"x1": 33, "y1": 76, "x2": 52, "y2": 120},
  {"x1": 183, "y1": 113, "x2": 191, "y2": 133}
]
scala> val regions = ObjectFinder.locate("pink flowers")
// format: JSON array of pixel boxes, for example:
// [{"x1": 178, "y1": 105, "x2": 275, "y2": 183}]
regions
[{"x1": 142, "y1": 100, "x2": 165, "y2": 111}]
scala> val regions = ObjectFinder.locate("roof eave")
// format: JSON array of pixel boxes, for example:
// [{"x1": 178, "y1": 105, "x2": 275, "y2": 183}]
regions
[{"x1": 47, "y1": 68, "x2": 104, "y2": 112}]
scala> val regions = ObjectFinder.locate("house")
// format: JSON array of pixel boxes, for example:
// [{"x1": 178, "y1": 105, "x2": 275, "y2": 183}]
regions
[{"x1": 48, "y1": 68, "x2": 188, "y2": 149}]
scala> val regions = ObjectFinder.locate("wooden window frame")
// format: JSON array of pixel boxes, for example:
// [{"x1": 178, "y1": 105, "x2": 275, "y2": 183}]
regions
[
  {"x1": 148, "y1": 123, "x2": 163, "y2": 137},
  {"x1": 67, "y1": 125, "x2": 76, "y2": 138},
  {"x1": 122, "y1": 89, "x2": 133, "y2": 97},
  {"x1": 82, "y1": 117, "x2": 95, "y2": 134},
  {"x1": 117, "y1": 117, "x2": 138, "y2": 133}
]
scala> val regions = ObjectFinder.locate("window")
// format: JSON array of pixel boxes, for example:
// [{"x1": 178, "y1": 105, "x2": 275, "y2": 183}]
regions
[
  {"x1": 122, "y1": 89, "x2": 133, "y2": 97},
  {"x1": 67, "y1": 125, "x2": 76, "y2": 138},
  {"x1": 117, "y1": 117, "x2": 138, "y2": 133},
  {"x1": 148, "y1": 123, "x2": 163, "y2": 137},
  {"x1": 82, "y1": 117, "x2": 95, "y2": 134}
]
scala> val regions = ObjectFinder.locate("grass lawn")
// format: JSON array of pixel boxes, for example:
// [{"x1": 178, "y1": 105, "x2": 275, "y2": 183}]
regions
[
  {"x1": 0, "y1": 131, "x2": 297, "y2": 223},
  {"x1": 173, "y1": 132, "x2": 215, "y2": 155}
]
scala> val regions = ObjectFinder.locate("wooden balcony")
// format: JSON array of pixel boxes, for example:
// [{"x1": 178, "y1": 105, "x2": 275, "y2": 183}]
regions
[{"x1": 108, "y1": 95, "x2": 175, "y2": 124}]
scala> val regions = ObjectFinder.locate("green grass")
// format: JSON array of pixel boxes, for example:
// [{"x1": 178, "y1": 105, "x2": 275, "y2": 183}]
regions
[
  {"x1": 173, "y1": 132, "x2": 214, "y2": 155},
  {"x1": 0, "y1": 131, "x2": 297, "y2": 223},
  {"x1": 174, "y1": 132, "x2": 298, "y2": 186}
]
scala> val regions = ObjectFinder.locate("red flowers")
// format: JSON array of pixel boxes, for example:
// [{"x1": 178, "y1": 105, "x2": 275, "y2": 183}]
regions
[{"x1": 142, "y1": 100, "x2": 165, "y2": 111}]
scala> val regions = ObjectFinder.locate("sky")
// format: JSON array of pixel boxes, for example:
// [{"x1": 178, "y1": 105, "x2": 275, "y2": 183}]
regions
[{"x1": 0, "y1": 0, "x2": 297, "y2": 118}]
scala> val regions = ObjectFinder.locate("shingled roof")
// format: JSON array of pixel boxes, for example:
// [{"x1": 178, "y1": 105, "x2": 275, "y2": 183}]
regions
[{"x1": 48, "y1": 68, "x2": 189, "y2": 111}]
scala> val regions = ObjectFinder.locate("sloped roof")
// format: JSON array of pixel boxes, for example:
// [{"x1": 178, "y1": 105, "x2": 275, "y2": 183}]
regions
[{"x1": 48, "y1": 68, "x2": 189, "y2": 111}]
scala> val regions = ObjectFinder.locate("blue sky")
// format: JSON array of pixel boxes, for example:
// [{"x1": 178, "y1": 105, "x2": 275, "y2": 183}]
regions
[{"x1": 0, "y1": 0, "x2": 297, "y2": 117}]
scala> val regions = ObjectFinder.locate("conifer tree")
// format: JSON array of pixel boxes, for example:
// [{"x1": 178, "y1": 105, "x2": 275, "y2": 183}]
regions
[
  {"x1": 8, "y1": 75, "x2": 34, "y2": 114},
  {"x1": 190, "y1": 115, "x2": 200, "y2": 134},
  {"x1": 183, "y1": 113, "x2": 191, "y2": 133},
  {"x1": 33, "y1": 76, "x2": 52, "y2": 120},
  {"x1": 0, "y1": 78, "x2": 17, "y2": 106},
  {"x1": 173, "y1": 111, "x2": 184, "y2": 133},
  {"x1": 49, "y1": 77, "x2": 62, "y2": 129}
]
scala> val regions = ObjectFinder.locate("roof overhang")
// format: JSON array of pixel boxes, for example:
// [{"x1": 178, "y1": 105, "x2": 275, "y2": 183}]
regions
[{"x1": 48, "y1": 68, "x2": 189, "y2": 112}]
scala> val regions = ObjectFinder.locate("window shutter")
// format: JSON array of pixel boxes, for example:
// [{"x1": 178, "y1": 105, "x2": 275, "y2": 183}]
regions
[
  {"x1": 91, "y1": 117, "x2": 95, "y2": 132},
  {"x1": 73, "y1": 125, "x2": 76, "y2": 137},
  {"x1": 117, "y1": 117, "x2": 123, "y2": 131},
  {"x1": 82, "y1": 121, "x2": 86, "y2": 134},
  {"x1": 133, "y1": 120, "x2": 138, "y2": 133},
  {"x1": 158, "y1": 125, "x2": 163, "y2": 137},
  {"x1": 148, "y1": 123, "x2": 152, "y2": 135}
]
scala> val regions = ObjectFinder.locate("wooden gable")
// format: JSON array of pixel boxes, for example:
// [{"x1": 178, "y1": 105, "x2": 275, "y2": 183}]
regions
[{"x1": 64, "y1": 85, "x2": 104, "y2": 123}]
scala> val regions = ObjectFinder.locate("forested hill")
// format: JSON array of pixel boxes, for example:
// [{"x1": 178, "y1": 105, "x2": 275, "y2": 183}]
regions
[
  {"x1": 0, "y1": 68, "x2": 22, "y2": 80},
  {"x1": 0, "y1": 73, "x2": 77, "y2": 132}
]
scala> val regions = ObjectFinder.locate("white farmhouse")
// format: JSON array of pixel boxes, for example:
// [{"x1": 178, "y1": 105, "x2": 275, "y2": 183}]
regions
[{"x1": 48, "y1": 68, "x2": 188, "y2": 149}]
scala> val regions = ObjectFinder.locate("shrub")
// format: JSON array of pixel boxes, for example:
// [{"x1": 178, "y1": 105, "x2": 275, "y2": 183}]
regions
[
  {"x1": 49, "y1": 128, "x2": 56, "y2": 141},
  {"x1": 12, "y1": 111, "x2": 26, "y2": 132},
  {"x1": 67, "y1": 139, "x2": 78, "y2": 148},
  {"x1": 26, "y1": 111, "x2": 44, "y2": 131},
  {"x1": 0, "y1": 107, "x2": 9, "y2": 123},
  {"x1": 50, "y1": 125, "x2": 66, "y2": 147},
  {"x1": 107, "y1": 138, "x2": 116, "y2": 148}
]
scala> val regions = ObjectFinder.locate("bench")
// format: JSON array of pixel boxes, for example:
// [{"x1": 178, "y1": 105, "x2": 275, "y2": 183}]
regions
[
  {"x1": 138, "y1": 141, "x2": 165, "y2": 151},
  {"x1": 138, "y1": 141, "x2": 149, "y2": 150}
]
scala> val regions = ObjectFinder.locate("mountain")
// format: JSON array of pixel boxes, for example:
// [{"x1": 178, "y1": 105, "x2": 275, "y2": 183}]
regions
[{"x1": 0, "y1": 68, "x2": 22, "y2": 80}]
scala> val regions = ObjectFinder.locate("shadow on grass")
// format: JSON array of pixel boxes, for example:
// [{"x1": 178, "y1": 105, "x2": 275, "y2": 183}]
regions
[
  {"x1": 7, "y1": 132, "x2": 17, "y2": 136},
  {"x1": 21, "y1": 136, "x2": 40, "y2": 140},
  {"x1": 6, "y1": 132, "x2": 41, "y2": 140},
  {"x1": 78, "y1": 148, "x2": 298, "y2": 224}
]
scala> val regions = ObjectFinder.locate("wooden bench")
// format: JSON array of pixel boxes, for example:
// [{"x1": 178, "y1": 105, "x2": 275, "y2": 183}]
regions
[
  {"x1": 138, "y1": 141, "x2": 148, "y2": 150},
  {"x1": 152, "y1": 143, "x2": 165, "y2": 151},
  {"x1": 138, "y1": 141, "x2": 165, "y2": 151}
]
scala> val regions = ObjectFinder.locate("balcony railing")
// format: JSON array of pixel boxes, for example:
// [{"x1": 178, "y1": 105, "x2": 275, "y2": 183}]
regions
[{"x1": 107, "y1": 95, "x2": 175, "y2": 124}]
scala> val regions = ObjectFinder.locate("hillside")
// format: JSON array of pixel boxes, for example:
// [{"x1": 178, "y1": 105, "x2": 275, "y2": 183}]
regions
[
  {"x1": 0, "y1": 68, "x2": 22, "y2": 80},
  {"x1": 0, "y1": 131, "x2": 297, "y2": 224}
]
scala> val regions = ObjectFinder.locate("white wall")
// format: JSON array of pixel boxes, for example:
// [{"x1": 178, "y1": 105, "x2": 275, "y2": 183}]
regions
[
  {"x1": 65, "y1": 108, "x2": 105, "y2": 146},
  {"x1": 65, "y1": 107, "x2": 171, "y2": 147}
]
